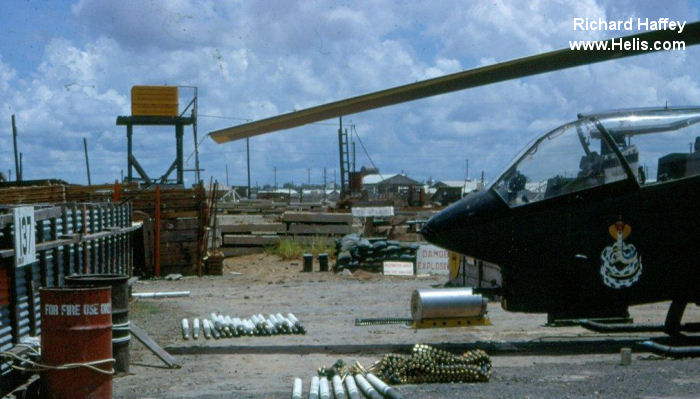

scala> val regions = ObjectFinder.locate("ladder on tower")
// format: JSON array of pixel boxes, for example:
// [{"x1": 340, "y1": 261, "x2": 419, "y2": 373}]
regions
[{"x1": 338, "y1": 117, "x2": 351, "y2": 193}]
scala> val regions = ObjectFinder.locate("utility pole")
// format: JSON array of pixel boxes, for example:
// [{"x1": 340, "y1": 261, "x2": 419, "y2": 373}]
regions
[
  {"x1": 307, "y1": 168, "x2": 310, "y2": 186},
  {"x1": 273, "y1": 166, "x2": 277, "y2": 189},
  {"x1": 11, "y1": 114, "x2": 20, "y2": 182},
  {"x1": 465, "y1": 159, "x2": 469, "y2": 181},
  {"x1": 352, "y1": 141, "x2": 356, "y2": 173},
  {"x1": 225, "y1": 164, "x2": 229, "y2": 187},
  {"x1": 246, "y1": 137, "x2": 251, "y2": 197},
  {"x1": 323, "y1": 167, "x2": 327, "y2": 200},
  {"x1": 83, "y1": 137, "x2": 92, "y2": 186},
  {"x1": 192, "y1": 87, "x2": 200, "y2": 183}
]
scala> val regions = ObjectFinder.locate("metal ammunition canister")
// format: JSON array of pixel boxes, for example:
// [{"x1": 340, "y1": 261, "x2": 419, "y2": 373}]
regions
[
  {"x1": 193, "y1": 318, "x2": 200, "y2": 339},
  {"x1": 344, "y1": 374, "x2": 361, "y2": 399},
  {"x1": 319, "y1": 377, "x2": 330, "y2": 399},
  {"x1": 332, "y1": 375, "x2": 346, "y2": 399},
  {"x1": 354, "y1": 374, "x2": 381, "y2": 399},
  {"x1": 309, "y1": 376, "x2": 320, "y2": 399},
  {"x1": 291, "y1": 377, "x2": 302, "y2": 399},
  {"x1": 181, "y1": 318, "x2": 190, "y2": 340}
]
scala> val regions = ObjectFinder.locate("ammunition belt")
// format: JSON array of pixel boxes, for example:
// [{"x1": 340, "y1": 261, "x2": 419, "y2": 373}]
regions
[
  {"x1": 373, "y1": 344, "x2": 492, "y2": 384},
  {"x1": 354, "y1": 318, "x2": 413, "y2": 326}
]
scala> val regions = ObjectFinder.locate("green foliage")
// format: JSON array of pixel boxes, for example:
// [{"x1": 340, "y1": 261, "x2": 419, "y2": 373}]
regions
[{"x1": 266, "y1": 237, "x2": 336, "y2": 260}]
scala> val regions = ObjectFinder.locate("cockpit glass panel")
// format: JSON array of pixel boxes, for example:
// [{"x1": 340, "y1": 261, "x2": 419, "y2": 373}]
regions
[
  {"x1": 596, "y1": 108, "x2": 700, "y2": 186},
  {"x1": 493, "y1": 120, "x2": 625, "y2": 207}
]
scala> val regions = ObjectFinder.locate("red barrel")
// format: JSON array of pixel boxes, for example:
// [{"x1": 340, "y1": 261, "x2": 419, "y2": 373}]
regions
[{"x1": 40, "y1": 287, "x2": 113, "y2": 399}]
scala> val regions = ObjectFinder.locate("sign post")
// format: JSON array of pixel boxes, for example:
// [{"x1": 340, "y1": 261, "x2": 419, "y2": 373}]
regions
[{"x1": 13, "y1": 206, "x2": 36, "y2": 267}]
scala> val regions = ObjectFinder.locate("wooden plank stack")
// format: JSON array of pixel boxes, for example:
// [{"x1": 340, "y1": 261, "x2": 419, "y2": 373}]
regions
[
  {"x1": 0, "y1": 185, "x2": 66, "y2": 204},
  {"x1": 217, "y1": 200, "x2": 327, "y2": 214},
  {"x1": 216, "y1": 211, "x2": 359, "y2": 257}
]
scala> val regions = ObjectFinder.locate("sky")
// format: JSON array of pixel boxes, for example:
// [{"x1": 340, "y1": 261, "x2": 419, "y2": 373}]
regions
[{"x1": 1, "y1": 0, "x2": 699, "y2": 188}]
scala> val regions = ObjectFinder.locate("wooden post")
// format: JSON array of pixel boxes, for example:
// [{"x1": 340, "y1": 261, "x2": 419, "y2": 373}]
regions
[
  {"x1": 155, "y1": 185, "x2": 161, "y2": 277},
  {"x1": 113, "y1": 180, "x2": 121, "y2": 202},
  {"x1": 83, "y1": 137, "x2": 92, "y2": 186},
  {"x1": 11, "y1": 114, "x2": 20, "y2": 182}
]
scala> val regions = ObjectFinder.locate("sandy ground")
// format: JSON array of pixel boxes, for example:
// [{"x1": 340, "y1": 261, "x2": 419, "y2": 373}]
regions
[{"x1": 115, "y1": 254, "x2": 700, "y2": 399}]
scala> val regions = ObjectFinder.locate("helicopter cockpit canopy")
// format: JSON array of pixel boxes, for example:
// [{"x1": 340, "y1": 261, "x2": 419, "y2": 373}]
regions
[{"x1": 493, "y1": 107, "x2": 700, "y2": 207}]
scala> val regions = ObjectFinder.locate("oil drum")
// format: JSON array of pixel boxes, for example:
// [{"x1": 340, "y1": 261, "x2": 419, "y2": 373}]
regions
[
  {"x1": 65, "y1": 274, "x2": 130, "y2": 374},
  {"x1": 40, "y1": 286, "x2": 112, "y2": 399}
]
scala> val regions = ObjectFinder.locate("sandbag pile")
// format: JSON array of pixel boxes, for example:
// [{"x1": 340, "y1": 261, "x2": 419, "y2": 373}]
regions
[{"x1": 335, "y1": 234, "x2": 418, "y2": 270}]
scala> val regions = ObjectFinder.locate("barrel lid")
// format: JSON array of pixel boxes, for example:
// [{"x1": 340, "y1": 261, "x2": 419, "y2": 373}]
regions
[{"x1": 40, "y1": 286, "x2": 112, "y2": 292}]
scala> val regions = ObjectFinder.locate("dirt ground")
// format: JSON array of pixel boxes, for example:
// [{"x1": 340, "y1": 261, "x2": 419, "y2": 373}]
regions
[{"x1": 115, "y1": 254, "x2": 700, "y2": 399}]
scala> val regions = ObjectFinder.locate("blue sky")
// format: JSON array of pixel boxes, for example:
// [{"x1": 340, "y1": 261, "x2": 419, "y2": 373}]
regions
[{"x1": 1, "y1": 0, "x2": 699, "y2": 187}]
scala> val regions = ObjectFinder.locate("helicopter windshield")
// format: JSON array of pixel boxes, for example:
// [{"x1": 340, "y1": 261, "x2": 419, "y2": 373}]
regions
[
  {"x1": 593, "y1": 107, "x2": 700, "y2": 185},
  {"x1": 493, "y1": 107, "x2": 700, "y2": 207},
  {"x1": 493, "y1": 119, "x2": 626, "y2": 207}
]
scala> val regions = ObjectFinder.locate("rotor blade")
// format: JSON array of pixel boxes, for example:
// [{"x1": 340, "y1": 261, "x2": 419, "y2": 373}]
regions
[{"x1": 210, "y1": 21, "x2": 700, "y2": 143}]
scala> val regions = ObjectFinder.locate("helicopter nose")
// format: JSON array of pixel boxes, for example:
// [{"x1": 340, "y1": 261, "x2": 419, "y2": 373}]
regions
[
  {"x1": 421, "y1": 189, "x2": 508, "y2": 257},
  {"x1": 420, "y1": 223, "x2": 436, "y2": 242},
  {"x1": 421, "y1": 201, "x2": 465, "y2": 251}
]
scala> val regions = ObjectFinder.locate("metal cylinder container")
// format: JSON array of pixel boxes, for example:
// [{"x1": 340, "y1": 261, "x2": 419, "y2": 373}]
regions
[
  {"x1": 181, "y1": 318, "x2": 190, "y2": 340},
  {"x1": 319, "y1": 377, "x2": 330, "y2": 399},
  {"x1": 332, "y1": 375, "x2": 346, "y2": 399},
  {"x1": 193, "y1": 318, "x2": 200, "y2": 339},
  {"x1": 309, "y1": 376, "x2": 320, "y2": 399},
  {"x1": 344, "y1": 374, "x2": 361, "y2": 399},
  {"x1": 40, "y1": 286, "x2": 113, "y2": 399},
  {"x1": 410, "y1": 288, "x2": 486, "y2": 322},
  {"x1": 318, "y1": 253, "x2": 329, "y2": 272},
  {"x1": 354, "y1": 374, "x2": 381, "y2": 399},
  {"x1": 292, "y1": 377, "x2": 303, "y2": 399},
  {"x1": 64, "y1": 274, "x2": 130, "y2": 374},
  {"x1": 303, "y1": 253, "x2": 313, "y2": 272}
]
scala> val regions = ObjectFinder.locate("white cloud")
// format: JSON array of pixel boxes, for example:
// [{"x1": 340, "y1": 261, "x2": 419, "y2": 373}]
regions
[{"x1": 0, "y1": 0, "x2": 698, "y2": 184}]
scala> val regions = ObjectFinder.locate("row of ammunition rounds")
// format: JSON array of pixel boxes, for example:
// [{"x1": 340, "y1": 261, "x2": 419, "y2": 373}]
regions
[
  {"x1": 373, "y1": 344, "x2": 492, "y2": 384},
  {"x1": 181, "y1": 312, "x2": 306, "y2": 339},
  {"x1": 290, "y1": 373, "x2": 401, "y2": 399}
]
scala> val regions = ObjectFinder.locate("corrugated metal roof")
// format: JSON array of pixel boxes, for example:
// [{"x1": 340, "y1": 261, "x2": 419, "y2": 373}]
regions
[{"x1": 362, "y1": 173, "x2": 397, "y2": 185}]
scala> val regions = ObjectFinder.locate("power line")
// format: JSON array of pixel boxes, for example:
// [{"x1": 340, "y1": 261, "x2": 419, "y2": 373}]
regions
[
  {"x1": 351, "y1": 125, "x2": 383, "y2": 180},
  {"x1": 199, "y1": 113, "x2": 339, "y2": 127},
  {"x1": 199, "y1": 114, "x2": 252, "y2": 121}
]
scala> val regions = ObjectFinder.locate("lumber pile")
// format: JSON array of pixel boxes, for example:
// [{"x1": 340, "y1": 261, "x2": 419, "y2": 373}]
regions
[
  {"x1": 137, "y1": 186, "x2": 207, "y2": 276},
  {"x1": 217, "y1": 200, "x2": 327, "y2": 215},
  {"x1": 0, "y1": 185, "x2": 65, "y2": 204},
  {"x1": 216, "y1": 211, "x2": 359, "y2": 257}
]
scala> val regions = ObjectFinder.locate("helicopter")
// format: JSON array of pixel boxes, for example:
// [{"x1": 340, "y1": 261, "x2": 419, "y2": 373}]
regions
[
  {"x1": 209, "y1": 23, "x2": 700, "y2": 337},
  {"x1": 421, "y1": 105, "x2": 700, "y2": 335}
]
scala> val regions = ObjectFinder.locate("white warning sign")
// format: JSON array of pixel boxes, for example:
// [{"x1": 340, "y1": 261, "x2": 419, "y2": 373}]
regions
[
  {"x1": 416, "y1": 244, "x2": 450, "y2": 275},
  {"x1": 13, "y1": 206, "x2": 36, "y2": 268}
]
